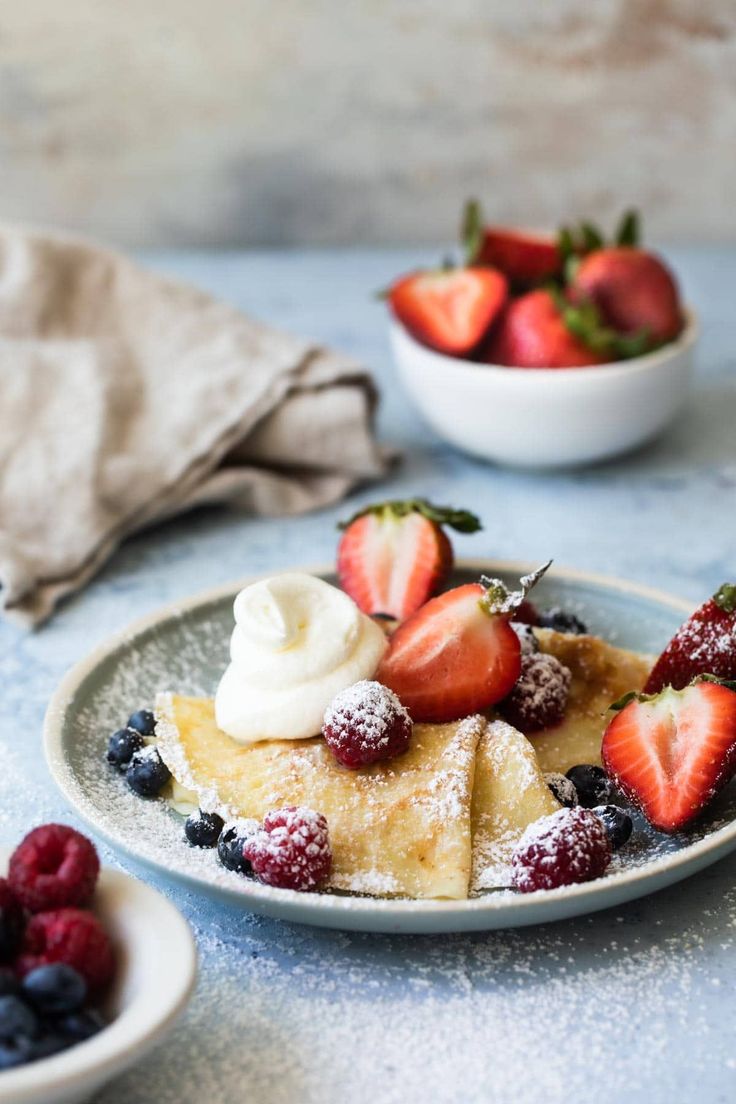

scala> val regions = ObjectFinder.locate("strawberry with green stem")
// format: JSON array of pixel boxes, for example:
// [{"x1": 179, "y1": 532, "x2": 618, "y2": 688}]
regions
[
  {"x1": 376, "y1": 562, "x2": 551, "y2": 723},
  {"x1": 337, "y1": 499, "x2": 482, "y2": 622}
]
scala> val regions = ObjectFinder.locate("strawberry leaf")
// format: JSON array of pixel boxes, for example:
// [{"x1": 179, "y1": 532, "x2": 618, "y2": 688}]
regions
[
  {"x1": 714, "y1": 582, "x2": 736, "y2": 614},
  {"x1": 694, "y1": 673, "x2": 736, "y2": 692},
  {"x1": 479, "y1": 560, "x2": 553, "y2": 615},
  {"x1": 580, "y1": 221, "x2": 605, "y2": 251},
  {"x1": 339, "y1": 498, "x2": 482, "y2": 533},
  {"x1": 461, "y1": 199, "x2": 485, "y2": 266},
  {"x1": 616, "y1": 209, "x2": 641, "y2": 247}
]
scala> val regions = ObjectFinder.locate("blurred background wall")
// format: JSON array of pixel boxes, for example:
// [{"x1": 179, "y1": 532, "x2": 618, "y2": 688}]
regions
[{"x1": 0, "y1": 0, "x2": 734, "y2": 248}]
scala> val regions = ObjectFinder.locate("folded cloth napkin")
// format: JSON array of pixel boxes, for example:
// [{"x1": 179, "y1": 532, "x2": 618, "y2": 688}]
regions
[{"x1": 0, "y1": 225, "x2": 392, "y2": 627}]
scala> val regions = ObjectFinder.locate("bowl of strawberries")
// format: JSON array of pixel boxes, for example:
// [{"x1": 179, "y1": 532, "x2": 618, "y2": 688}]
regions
[{"x1": 387, "y1": 204, "x2": 698, "y2": 468}]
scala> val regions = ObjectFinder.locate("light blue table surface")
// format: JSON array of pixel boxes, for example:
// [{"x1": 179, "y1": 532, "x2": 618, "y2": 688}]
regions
[{"x1": 2, "y1": 248, "x2": 735, "y2": 1103}]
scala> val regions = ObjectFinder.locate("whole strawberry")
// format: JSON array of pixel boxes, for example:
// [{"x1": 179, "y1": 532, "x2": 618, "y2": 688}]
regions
[
  {"x1": 645, "y1": 583, "x2": 736, "y2": 694},
  {"x1": 570, "y1": 247, "x2": 682, "y2": 345},
  {"x1": 461, "y1": 199, "x2": 562, "y2": 287},
  {"x1": 337, "y1": 498, "x2": 481, "y2": 621},
  {"x1": 481, "y1": 290, "x2": 607, "y2": 369}
]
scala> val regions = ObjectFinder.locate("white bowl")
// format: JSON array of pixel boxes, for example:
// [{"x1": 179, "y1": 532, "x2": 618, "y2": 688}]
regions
[
  {"x1": 0, "y1": 848, "x2": 196, "y2": 1104},
  {"x1": 390, "y1": 310, "x2": 698, "y2": 468}
]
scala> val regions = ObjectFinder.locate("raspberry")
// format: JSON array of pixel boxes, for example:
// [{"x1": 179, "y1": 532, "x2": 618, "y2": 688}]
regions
[
  {"x1": 243, "y1": 806, "x2": 332, "y2": 891},
  {"x1": 16, "y1": 909, "x2": 114, "y2": 993},
  {"x1": 8, "y1": 825, "x2": 100, "y2": 913},
  {"x1": 322, "y1": 680, "x2": 412, "y2": 769},
  {"x1": 511, "y1": 807, "x2": 611, "y2": 893},
  {"x1": 500, "y1": 653, "x2": 571, "y2": 733},
  {"x1": 0, "y1": 879, "x2": 24, "y2": 963}
]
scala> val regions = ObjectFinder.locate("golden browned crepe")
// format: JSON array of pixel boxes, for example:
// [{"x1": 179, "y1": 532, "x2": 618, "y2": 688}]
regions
[
  {"x1": 471, "y1": 720, "x2": 561, "y2": 893},
  {"x1": 155, "y1": 629, "x2": 651, "y2": 900},
  {"x1": 529, "y1": 629, "x2": 652, "y2": 774},
  {"x1": 156, "y1": 693, "x2": 483, "y2": 899}
]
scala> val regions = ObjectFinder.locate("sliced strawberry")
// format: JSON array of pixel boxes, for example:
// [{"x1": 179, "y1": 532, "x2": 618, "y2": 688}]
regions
[
  {"x1": 602, "y1": 679, "x2": 736, "y2": 832},
  {"x1": 461, "y1": 200, "x2": 561, "y2": 286},
  {"x1": 389, "y1": 267, "x2": 508, "y2": 356},
  {"x1": 645, "y1": 583, "x2": 736, "y2": 694},
  {"x1": 481, "y1": 289, "x2": 608, "y2": 369},
  {"x1": 337, "y1": 499, "x2": 481, "y2": 622},
  {"x1": 376, "y1": 582, "x2": 522, "y2": 723},
  {"x1": 375, "y1": 565, "x2": 550, "y2": 723}
]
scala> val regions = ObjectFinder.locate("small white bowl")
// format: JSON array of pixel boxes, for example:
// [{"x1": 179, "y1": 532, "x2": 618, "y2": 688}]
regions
[
  {"x1": 390, "y1": 310, "x2": 698, "y2": 468},
  {"x1": 0, "y1": 848, "x2": 196, "y2": 1104}
]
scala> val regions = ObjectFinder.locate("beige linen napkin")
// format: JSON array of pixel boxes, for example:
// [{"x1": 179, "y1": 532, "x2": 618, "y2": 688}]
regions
[{"x1": 0, "y1": 226, "x2": 392, "y2": 627}]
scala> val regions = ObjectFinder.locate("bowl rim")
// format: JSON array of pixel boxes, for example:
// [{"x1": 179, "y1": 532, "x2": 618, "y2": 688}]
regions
[
  {"x1": 390, "y1": 307, "x2": 698, "y2": 381},
  {"x1": 0, "y1": 852, "x2": 196, "y2": 1102}
]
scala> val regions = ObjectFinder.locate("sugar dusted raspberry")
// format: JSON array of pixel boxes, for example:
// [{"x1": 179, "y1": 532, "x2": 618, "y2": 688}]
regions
[
  {"x1": 511, "y1": 807, "x2": 611, "y2": 893},
  {"x1": 8, "y1": 825, "x2": 100, "y2": 913},
  {"x1": 500, "y1": 653, "x2": 571, "y2": 733},
  {"x1": 243, "y1": 806, "x2": 332, "y2": 891},
  {"x1": 16, "y1": 908, "x2": 114, "y2": 992},
  {"x1": 322, "y1": 680, "x2": 412, "y2": 769}
]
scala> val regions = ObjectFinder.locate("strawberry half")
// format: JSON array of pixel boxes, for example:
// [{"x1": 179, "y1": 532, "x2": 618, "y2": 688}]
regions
[
  {"x1": 602, "y1": 678, "x2": 736, "y2": 832},
  {"x1": 375, "y1": 564, "x2": 551, "y2": 723},
  {"x1": 337, "y1": 499, "x2": 481, "y2": 622},
  {"x1": 388, "y1": 267, "x2": 508, "y2": 356},
  {"x1": 645, "y1": 583, "x2": 736, "y2": 694}
]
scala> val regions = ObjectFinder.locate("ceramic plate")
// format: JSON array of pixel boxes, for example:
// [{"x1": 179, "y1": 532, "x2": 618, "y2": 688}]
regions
[{"x1": 44, "y1": 561, "x2": 736, "y2": 934}]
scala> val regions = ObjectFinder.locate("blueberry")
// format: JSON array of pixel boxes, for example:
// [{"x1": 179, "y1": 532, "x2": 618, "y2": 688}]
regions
[
  {"x1": 217, "y1": 823, "x2": 255, "y2": 875},
  {"x1": 127, "y1": 709, "x2": 156, "y2": 736},
  {"x1": 538, "y1": 607, "x2": 588, "y2": 635},
  {"x1": 0, "y1": 970, "x2": 19, "y2": 998},
  {"x1": 544, "y1": 772, "x2": 578, "y2": 808},
  {"x1": 185, "y1": 810, "x2": 225, "y2": 849},
  {"x1": 126, "y1": 747, "x2": 171, "y2": 798},
  {"x1": 0, "y1": 1036, "x2": 34, "y2": 1069},
  {"x1": 0, "y1": 994, "x2": 38, "y2": 1042},
  {"x1": 106, "y1": 727, "x2": 145, "y2": 771},
  {"x1": 28, "y1": 1029, "x2": 69, "y2": 1061},
  {"x1": 55, "y1": 1007, "x2": 106, "y2": 1042},
  {"x1": 594, "y1": 805, "x2": 633, "y2": 851},
  {"x1": 22, "y1": 965, "x2": 87, "y2": 1015},
  {"x1": 565, "y1": 764, "x2": 612, "y2": 808}
]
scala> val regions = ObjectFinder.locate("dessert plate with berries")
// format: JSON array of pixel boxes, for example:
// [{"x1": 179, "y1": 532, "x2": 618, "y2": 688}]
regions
[{"x1": 43, "y1": 498, "x2": 736, "y2": 933}]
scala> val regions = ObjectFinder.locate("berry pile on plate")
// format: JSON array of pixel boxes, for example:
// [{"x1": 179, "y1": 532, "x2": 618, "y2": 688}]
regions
[
  {"x1": 386, "y1": 202, "x2": 684, "y2": 368},
  {"x1": 0, "y1": 825, "x2": 114, "y2": 1070}
]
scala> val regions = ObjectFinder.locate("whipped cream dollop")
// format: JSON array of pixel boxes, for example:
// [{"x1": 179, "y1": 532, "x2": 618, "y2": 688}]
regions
[{"x1": 214, "y1": 573, "x2": 387, "y2": 743}]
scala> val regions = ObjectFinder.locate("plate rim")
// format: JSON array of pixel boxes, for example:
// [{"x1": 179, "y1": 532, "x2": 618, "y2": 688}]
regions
[{"x1": 45, "y1": 558, "x2": 736, "y2": 930}]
